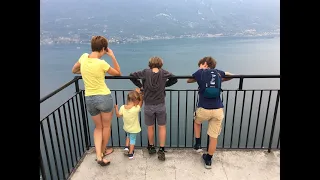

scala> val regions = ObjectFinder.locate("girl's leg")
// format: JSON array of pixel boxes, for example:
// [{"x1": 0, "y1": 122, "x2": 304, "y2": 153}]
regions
[
  {"x1": 129, "y1": 133, "x2": 137, "y2": 154},
  {"x1": 125, "y1": 135, "x2": 130, "y2": 147},
  {"x1": 124, "y1": 134, "x2": 130, "y2": 154}
]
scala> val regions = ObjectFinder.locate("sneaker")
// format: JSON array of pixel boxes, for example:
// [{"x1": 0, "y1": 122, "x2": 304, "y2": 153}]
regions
[
  {"x1": 202, "y1": 154, "x2": 212, "y2": 169},
  {"x1": 123, "y1": 147, "x2": 129, "y2": 155},
  {"x1": 147, "y1": 145, "x2": 156, "y2": 154},
  {"x1": 193, "y1": 144, "x2": 203, "y2": 153},
  {"x1": 128, "y1": 153, "x2": 134, "y2": 160},
  {"x1": 157, "y1": 150, "x2": 166, "y2": 161}
]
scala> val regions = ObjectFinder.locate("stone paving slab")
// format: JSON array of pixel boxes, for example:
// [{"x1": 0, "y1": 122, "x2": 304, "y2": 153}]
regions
[{"x1": 70, "y1": 148, "x2": 280, "y2": 180}]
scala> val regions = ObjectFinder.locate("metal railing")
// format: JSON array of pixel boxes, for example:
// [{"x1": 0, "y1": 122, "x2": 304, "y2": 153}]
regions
[{"x1": 40, "y1": 75, "x2": 280, "y2": 180}]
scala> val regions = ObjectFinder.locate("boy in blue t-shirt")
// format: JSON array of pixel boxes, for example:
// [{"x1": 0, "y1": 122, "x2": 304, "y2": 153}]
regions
[{"x1": 187, "y1": 56, "x2": 233, "y2": 169}]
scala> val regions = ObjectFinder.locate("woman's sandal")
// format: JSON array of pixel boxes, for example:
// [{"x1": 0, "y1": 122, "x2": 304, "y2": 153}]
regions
[
  {"x1": 103, "y1": 148, "x2": 114, "y2": 156},
  {"x1": 95, "y1": 148, "x2": 114, "y2": 161},
  {"x1": 97, "y1": 158, "x2": 111, "y2": 166}
]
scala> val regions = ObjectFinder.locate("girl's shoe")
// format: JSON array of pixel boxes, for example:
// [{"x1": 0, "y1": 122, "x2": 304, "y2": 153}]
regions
[{"x1": 128, "y1": 153, "x2": 134, "y2": 160}]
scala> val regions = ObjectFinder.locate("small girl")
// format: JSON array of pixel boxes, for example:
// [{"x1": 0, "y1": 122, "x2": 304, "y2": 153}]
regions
[{"x1": 114, "y1": 88, "x2": 143, "y2": 159}]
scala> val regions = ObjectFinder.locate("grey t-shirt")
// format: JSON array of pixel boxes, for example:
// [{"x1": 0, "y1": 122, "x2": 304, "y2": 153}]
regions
[{"x1": 130, "y1": 69, "x2": 178, "y2": 105}]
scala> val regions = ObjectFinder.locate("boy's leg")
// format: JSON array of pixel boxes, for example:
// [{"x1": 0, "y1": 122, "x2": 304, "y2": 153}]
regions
[
  {"x1": 158, "y1": 125, "x2": 166, "y2": 148},
  {"x1": 128, "y1": 133, "x2": 137, "y2": 159},
  {"x1": 156, "y1": 103, "x2": 167, "y2": 161},
  {"x1": 144, "y1": 105, "x2": 156, "y2": 154},
  {"x1": 194, "y1": 121, "x2": 202, "y2": 152},
  {"x1": 193, "y1": 108, "x2": 208, "y2": 152},
  {"x1": 202, "y1": 108, "x2": 224, "y2": 169},
  {"x1": 147, "y1": 126, "x2": 155, "y2": 146}
]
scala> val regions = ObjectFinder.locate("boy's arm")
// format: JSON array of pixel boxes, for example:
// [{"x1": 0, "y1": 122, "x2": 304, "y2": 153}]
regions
[
  {"x1": 222, "y1": 72, "x2": 234, "y2": 82},
  {"x1": 114, "y1": 105, "x2": 122, "y2": 118},
  {"x1": 129, "y1": 70, "x2": 146, "y2": 88},
  {"x1": 187, "y1": 69, "x2": 200, "y2": 83},
  {"x1": 163, "y1": 70, "x2": 178, "y2": 87},
  {"x1": 166, "y1": 76, "x2": 178, "y2": 87},
  {"x1": 187, "y1": 78, "x2": 196, "y2": 83}
]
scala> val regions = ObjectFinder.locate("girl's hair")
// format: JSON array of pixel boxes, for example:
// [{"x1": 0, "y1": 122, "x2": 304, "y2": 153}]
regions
[{"x1": 127, "y1": 91, "x2": 141, "y2": 103}]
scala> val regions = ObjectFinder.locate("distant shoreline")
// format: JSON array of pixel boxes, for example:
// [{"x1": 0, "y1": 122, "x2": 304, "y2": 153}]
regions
[{"x1": 40, "y1": 34, "x2": 280, "y2": 46}]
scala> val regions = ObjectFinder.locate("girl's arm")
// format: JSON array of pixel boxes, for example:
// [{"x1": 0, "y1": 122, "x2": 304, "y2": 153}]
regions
[{"x1": 135, "y1": 88, "x2": 144, "y2": 107}]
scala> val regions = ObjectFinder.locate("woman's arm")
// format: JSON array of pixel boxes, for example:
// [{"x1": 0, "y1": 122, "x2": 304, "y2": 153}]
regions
[
  {"x1": 72, "y1": 62, "x2": 81, "y2": 74},
  {"x1": 114, "y1": 105, "x2": 122, "y2": 118},
  {"x1": 105, "y1": 48, "x2": 121, "y2": 76}
]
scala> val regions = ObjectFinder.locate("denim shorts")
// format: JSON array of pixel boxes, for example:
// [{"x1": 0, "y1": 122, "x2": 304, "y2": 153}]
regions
[{"x1": 85, "y1": 94, "x2": 113, "y2": 116}]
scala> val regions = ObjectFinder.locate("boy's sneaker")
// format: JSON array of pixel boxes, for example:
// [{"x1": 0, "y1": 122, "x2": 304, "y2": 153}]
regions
[
  {"x1": 157, "y1": 150, "x2": 166, "y2": 161},
  {"x1": 202, "y1": 154, "x2": 212, "y2": 169},
  {"x1": 193, "y1": 144, "x2": 203, "y2": 153},
  {"x1": 147, "y1": 145, "x2": 156, "y2": 154},
  {"x1": 123, "y1": 147, "x2": 129, "y2": 155}
]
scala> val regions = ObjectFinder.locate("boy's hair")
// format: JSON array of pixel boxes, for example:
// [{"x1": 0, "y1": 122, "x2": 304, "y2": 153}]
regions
[
  {"x1": 127, "y1": 91, "x2": 141, "y2": 103},
  {"x1": 198, "y1": 56, "x2": 217, "y2": 69},
  {"x1": 91, "y1": 36, "x2": 108, "y2": 52},
  {"x1": 148, "y1": 56, "x2": 163, "y2": 69}
]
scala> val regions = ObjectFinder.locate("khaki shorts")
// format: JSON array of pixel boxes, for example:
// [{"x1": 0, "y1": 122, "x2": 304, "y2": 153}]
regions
[{"x1": 194, "y1": 107, "x2": 224, "y2": 138}]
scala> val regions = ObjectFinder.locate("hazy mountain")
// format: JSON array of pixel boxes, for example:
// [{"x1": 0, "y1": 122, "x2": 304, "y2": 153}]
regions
[{"x1": 40, "y1": 0, "x2": 280, "y2": 45}]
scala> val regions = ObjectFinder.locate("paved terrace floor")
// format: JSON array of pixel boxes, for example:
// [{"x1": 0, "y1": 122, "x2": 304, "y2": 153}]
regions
[{"x1": 70, "y1": 148, "x2": 280, "y2": 180}]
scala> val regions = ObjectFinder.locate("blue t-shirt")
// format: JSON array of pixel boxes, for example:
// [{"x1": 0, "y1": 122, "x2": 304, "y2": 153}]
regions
[{"x1": 192, "y1": 69, "x2": 226, "y2": 109}]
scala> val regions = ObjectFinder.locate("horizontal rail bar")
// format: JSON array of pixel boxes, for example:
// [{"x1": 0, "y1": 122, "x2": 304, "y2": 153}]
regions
[
  {"x1": 40, "y1": 92, "x2": 82, "y2": 122},
  {"x1": 109, "y1": 89, "x2": 279, "y2": 92},
  {"x1": 40, "y1": 75, "x2": 280, "y2": 104},
  {"x1": 40, "y1": 77, "x2": 80, "y2": 103},
  {"x1": 77, "y1": 74, "x2": 280, "y2": 79}
]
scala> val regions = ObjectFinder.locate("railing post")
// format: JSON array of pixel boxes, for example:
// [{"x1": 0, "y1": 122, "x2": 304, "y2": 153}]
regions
[
  {"x1": 39, "y1": 150, "x2": 47, "y2": 180},
  {"x1": 75, "y1": 77, "x2": 80, "y2": 93},
  {"x1": 268, "y1": 90, "x2": 280, "y2": 153},
  {"x1": 75, "y1": 77, "x2": 90, "y2": 150},
  {"x1": 238, "y1": 77, "x2": 244, "y2": 90}
]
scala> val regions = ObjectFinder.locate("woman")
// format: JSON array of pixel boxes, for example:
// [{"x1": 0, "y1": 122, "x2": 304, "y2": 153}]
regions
[{"x1": 72, "y1": 36, "x2": 121, "y2": 166}]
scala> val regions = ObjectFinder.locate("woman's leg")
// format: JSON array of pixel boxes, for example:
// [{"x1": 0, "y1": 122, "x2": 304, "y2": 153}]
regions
[
  {"x1": 86, "y1": 96, "x2": 106, "y2": 162},
  {"x1": 87, "y1": 95, "x2": 111, "y2": 165},
  {"x1": 101, "y1": 111, "x2": 112, "y2": 155},
  {"x1": 91, "y1": 114, "x2": 104, "y2": 161},
  {"x1": 95, "y1": 94, "x2": 114, "y2": 157}
]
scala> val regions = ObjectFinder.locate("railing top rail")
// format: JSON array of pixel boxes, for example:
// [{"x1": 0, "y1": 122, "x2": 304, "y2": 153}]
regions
[
  {"x1": 40, "y1": 77, "x2": 80, "y2": 103},
  {"x1": 40, "y1": 74, "x2": 280, "y2": 104},
  {"x1": 77, "y1": 74, "x2": 280, "y2": 79}
]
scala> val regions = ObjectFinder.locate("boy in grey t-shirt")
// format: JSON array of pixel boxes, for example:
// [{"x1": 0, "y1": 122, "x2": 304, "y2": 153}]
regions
[{"x1": 129, "y1": 56, "x2": 177, "y2": 161}]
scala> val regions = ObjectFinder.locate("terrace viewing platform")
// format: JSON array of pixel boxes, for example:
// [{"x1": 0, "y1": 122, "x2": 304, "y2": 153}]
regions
[
  {"x1": 40, "y1": 75, "x2": 280, "y2": 180},
  {"x1": 70, "y1": 148, "x2": 279, "y2": 180}
]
